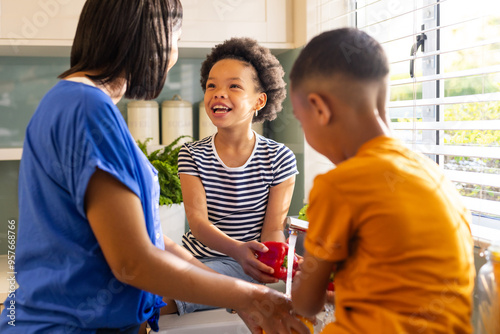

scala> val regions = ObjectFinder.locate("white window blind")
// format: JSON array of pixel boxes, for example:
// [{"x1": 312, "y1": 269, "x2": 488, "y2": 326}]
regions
[{"x1": 312, "y1": 0, "x2": 500, "y2": 227}]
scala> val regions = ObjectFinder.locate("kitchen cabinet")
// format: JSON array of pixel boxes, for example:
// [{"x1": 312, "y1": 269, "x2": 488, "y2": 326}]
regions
[
  {"x1": 0, "y1": 0, "x2": 294, "y2": 57},
  {"x1": 180, "y1": 0, "x2": 293, "y2": 47},
  {"x1": 0, "y1": 0, "x2": 85, "y2": 56}
]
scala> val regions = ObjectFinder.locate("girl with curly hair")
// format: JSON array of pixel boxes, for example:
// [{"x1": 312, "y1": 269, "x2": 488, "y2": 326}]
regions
[{"x1": 166, "y1": 37, "x2": 299, "y2": 315}]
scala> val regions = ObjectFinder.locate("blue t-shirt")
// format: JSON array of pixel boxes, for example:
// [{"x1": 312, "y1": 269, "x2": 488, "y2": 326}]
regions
[
  {"x1": 0, "y1": 81, "x2": 165, "y2": 333},
  {"x1": 179, "y1": 133, "x2": 298, "y2": 258}
]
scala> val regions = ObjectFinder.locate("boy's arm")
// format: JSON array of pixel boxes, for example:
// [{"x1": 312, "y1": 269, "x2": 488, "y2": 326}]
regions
[{"x1": 292, "y1": 250, "x2": 337, "y2": 317}]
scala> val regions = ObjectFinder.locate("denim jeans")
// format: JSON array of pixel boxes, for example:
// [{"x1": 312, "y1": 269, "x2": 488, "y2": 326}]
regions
[{"x1": 174, "y1": 256, "x2": 258, "y2": 315}]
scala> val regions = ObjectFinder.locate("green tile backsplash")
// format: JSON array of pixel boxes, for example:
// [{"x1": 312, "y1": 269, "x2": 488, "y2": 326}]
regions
[
  {"x1": 0, "y1": 161, "x2": 20, "y2": 255},
  {"x1": 0, "y1": 57, "x2": 69, "y2": 148},
  {"x1": 274, "y1": 49, "x2": 305, "y2": 216}
]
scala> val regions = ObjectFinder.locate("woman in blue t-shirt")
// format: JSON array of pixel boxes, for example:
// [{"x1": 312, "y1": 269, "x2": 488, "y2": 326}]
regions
[
  {"x1": 0, "y1": 1, "x2": 309, "y2": 334},
  {"x1": 166, "y1": 37, "x2": 298, "y2": 315}
]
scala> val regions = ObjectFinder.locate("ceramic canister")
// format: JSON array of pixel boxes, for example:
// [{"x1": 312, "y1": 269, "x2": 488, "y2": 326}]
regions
[
  {"x1": 161, "y1": 95, "x2": 193, "y2": 145},
  {"x1": 127, "y1": 100, "x2": 160, "y2": 145}
]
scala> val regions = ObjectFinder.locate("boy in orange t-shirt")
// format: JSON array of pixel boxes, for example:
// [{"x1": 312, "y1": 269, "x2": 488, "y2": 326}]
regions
[{"x1": 290, "y1": 28, "x2": 475, "y2": 333}]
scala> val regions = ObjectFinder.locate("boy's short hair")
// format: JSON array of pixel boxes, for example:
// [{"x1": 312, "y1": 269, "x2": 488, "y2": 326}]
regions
[
  {"x1": 59, "y1": 0, "x2": 183, "y2": 100},
  {"x1": 200, "y1": 37, "x2": 286, "y2": 123},
  {"x1": 290, "y1": 28, "x2": 389, "y2": 88}
]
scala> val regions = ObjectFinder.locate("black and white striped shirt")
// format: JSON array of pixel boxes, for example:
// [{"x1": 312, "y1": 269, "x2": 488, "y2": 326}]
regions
[{"x1": 178, "y1": 132, "x2": 298, "y2": 258}]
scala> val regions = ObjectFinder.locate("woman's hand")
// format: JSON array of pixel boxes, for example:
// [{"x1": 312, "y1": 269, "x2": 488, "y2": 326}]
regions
[
  {"x1": 237, "y1": 286, "x2": 310, "y2": 334},
  {"x1": 232, "y1": 241, "x2": 279, "y2": 284}
]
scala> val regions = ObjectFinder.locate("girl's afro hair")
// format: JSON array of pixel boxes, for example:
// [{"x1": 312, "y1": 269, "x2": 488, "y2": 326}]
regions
[{"x1": 200, "y1": 37, "x2": 286, "y2": 123}]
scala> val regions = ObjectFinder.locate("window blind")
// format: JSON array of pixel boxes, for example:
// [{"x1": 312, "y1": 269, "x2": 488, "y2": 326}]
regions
[{"x1": 313, "y1": 0, "x2": 500, "y2": 227}]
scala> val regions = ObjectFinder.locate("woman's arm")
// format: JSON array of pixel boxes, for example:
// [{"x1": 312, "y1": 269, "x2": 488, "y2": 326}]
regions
[
  {"x1": 291, "y1": 250, "x2": 336, "y2": 317},
  {"x1": 85, "y1": 169, "x2": 309, "y2": 334},
  {"x1": 180, "y1": 173, "x2": 275, "y2": 282},
  {"x1": 260, "y1": 176, "x2": 296, "y2": 243}
]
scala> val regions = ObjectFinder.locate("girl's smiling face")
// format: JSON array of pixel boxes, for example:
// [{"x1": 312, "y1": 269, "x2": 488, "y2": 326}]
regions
[{"x1": 204, "y1": 58, "x2": 266, "y2": 130}]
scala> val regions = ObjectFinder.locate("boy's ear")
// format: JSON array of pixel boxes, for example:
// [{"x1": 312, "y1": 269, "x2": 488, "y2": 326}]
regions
[{"x1": 307, "y1": 93, "x2": 332, "y2": 125}]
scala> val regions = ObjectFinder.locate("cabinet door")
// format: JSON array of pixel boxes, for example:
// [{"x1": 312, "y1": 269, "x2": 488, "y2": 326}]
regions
[
  {"x1": 0, "y1": 0, "x2": 293, "y2": 56},
  {"x1": 0, "y1": 0, "x2": 85, "y2": 41},
  {"x1": 180, "y1": 0, "x2": 292, "y2": 45}
]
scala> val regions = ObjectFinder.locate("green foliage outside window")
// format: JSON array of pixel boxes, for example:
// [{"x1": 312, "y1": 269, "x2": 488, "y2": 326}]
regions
[{"x1": 388, "y1": 38, "x2": 500, "y2": 204}]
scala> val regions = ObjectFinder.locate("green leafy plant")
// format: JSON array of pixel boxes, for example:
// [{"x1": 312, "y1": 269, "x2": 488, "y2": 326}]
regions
[{"x1": 137, "y1": 136, "x2": 191, "y2": 206}]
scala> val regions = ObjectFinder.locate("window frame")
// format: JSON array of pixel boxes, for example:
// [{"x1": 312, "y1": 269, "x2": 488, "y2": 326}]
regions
[{"x1": 304, "y1": 0, "x2": 500, "y2": 242}]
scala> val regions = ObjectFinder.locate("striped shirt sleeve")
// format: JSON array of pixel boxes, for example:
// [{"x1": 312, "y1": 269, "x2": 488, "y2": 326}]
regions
[
  {"x1": 178, "y1": 143, "x2": 199, "y2": 177},
  {"x1": 271, "y1": 144, "x2": 299, "y2": 186}
]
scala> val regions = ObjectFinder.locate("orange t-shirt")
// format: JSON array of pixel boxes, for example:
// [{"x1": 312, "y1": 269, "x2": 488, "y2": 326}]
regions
[{"x1": 304, "y1": 136, "x2": 475, "y2": 334}]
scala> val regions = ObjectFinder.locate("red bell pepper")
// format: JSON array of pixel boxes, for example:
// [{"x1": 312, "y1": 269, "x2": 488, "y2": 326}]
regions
[
  {"x1": 327, "y1": 271, "x2": 335, "y2": 291},
  {"x1": 256, "y1": 241, "x2": 299, "y2": 281}
]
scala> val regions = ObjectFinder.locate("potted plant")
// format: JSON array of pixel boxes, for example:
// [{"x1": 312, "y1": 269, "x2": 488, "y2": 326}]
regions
[{"x1": 137, "y1": 135, "x2": 192, "y2": 244}]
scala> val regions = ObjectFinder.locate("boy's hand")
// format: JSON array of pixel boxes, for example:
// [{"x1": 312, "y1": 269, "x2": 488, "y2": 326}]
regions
[{"x1": 326, "y1": 290, "x2": 336, "y2": 305}]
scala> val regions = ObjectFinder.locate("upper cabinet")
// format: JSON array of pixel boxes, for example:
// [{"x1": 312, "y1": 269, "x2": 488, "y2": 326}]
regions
[
  {"x1": 0, "y1": 0, "x2": 294, "y2": 57},
  {"x1": 180, "y1": 0, "x2": 293, "y2": 45},
  {"x1": 0, "y1": 0, "x2": 86, "y2": 56}
]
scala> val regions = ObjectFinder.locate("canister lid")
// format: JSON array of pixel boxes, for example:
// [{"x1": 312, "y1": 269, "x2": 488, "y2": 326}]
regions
[
  {"x1": 127, "y1": 100, "x2": 159, "y2": 108},
  {"x1": 162, "y1": 94, "x2": 192, "y2": 108}
]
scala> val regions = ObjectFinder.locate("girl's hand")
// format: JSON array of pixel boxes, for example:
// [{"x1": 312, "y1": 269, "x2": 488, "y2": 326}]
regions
[{"x1": 233, "y1": 241, "x2": 279, "y2": 283}]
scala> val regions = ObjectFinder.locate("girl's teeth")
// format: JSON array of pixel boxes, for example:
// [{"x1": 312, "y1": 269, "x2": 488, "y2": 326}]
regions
[{"x1": 213, "y1": 107, "x2": 229, "y2": 114}]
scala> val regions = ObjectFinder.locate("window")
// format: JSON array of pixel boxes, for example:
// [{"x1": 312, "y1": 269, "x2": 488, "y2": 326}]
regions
[{"x1": 309, "y1": 0, "x2": 500, "y2": 230}]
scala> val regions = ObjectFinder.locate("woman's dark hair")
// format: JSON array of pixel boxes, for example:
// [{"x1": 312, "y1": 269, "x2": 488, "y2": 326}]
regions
[
  {"x1": 59, "y1": 0, "x2": 183, "y2": 100},
  {"x1": 200, "y1": 37, "x2": 286, "y2": 123},
  {"x1": 290, "y1": 28, "x2": 389, "y2": 88}
]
